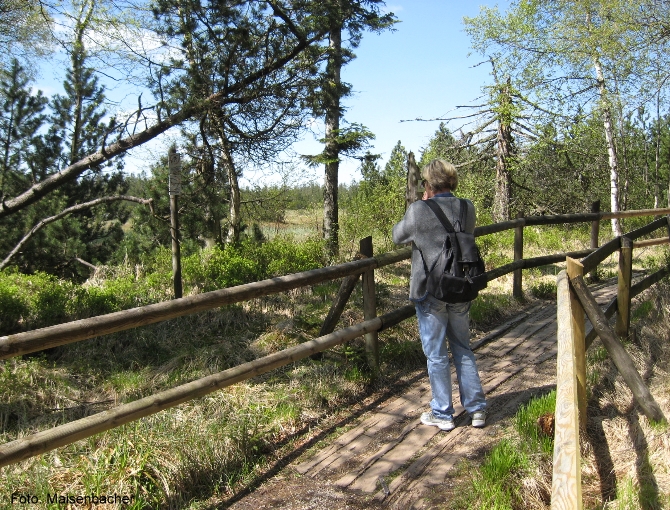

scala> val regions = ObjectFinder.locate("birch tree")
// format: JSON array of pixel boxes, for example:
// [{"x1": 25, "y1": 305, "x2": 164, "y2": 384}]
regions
[{"x1": 464, "y1": 0, "x2": 662, "y2": 235}]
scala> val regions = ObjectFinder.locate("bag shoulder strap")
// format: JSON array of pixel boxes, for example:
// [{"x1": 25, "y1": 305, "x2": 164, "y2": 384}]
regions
[
  {"x1": 422, "y1": 199, "x2": 456, "y2": 233},
  {"x1": 458, "y1": 198, "x2": 468, "y2": 229}
]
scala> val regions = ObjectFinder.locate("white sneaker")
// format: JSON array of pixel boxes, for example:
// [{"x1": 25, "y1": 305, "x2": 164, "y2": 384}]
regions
[
  {"x1": 471, "y1": 411, "x2": 486, "y2": 428},
  {"x1": 421, "y1": 411, "x2": 455, "y2": 431}
]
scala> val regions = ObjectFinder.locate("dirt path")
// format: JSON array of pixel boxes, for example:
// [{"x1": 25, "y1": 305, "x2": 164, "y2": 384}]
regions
[{"x1": 226, "y1": 282, "x2": 619, "y2": 510}]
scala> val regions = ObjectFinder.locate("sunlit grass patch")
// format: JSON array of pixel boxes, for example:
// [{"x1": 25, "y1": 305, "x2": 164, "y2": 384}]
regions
[{"x1": 515, "y1": 390, "x2": 556, "y2": 456}]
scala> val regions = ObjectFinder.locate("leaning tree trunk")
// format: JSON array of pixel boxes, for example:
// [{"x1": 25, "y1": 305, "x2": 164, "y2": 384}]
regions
[
  {"x1": 593, "y1": 57, "x2": 622, "y2": 236},
  {"x1": 323, "y1": 23, "x2": 342, "y2": 258}
]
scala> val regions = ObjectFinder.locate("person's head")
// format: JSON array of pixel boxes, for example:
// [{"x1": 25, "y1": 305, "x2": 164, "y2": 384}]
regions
[{"x1": 422, "y1": 159, "x2": 458, "y2": 193}]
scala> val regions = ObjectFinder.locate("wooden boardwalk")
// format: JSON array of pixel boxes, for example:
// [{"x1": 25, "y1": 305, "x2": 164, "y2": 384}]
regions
[
  {"x1": 294, "y1": 283, "x2": 616, "y2": 509},
  {"x1": 229, "y1": 281, "x2": 619, "y2": 509}
]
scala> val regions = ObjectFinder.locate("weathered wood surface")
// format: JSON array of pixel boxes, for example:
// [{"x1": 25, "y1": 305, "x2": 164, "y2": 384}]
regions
[
  {"x1": 287, "y1": 282, "x2": 619, "y2": 509},
  {"x1": 615, "y1": 237, "x2": 633, "y2": 339},
  {"x1": 552, "y1": 270, "x2": 583, "y2": 510},
  {"x1": 566, "y1": 257, "x2": 586, "y2": 431}
]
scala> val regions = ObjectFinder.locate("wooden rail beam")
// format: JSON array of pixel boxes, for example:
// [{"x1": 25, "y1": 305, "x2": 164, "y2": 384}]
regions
[
  {"x1": 485, "y1": 249, "x2": 594, "y2": 282},
  {"x1": 0, "y1": 305, "x2": 416, "y2": 468},
  {"x1": 552, "y1": 270, "x2": 583, "y2": 509},
  {"x1": 633, "y1": 237, "x2": 670, "y2": 248},
  {"x1": 581, "y1": 215, "x2": 669, "y2": 273},
  {"x1": 589, "y1": 201, "x2": 600, "y2": 281},
  {"x1": 585, "y1": 262, "x2": 670, "y2": 350},
  {"x1": 475, "y1": 209, "x2": 670, "y2": 237},
  {"x1": 570, "y1": 275, "x2": 666, "y2": 424}
]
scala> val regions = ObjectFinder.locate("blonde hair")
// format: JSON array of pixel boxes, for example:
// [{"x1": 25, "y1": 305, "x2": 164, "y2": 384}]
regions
[{"x1": 422, "y1": 159, "x2": 458, "y2": 192}]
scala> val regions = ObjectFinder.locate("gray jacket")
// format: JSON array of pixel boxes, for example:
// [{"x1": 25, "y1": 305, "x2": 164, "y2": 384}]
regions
[{"x1": 392, "y1": 195, "x2": 476, "y2": 302}]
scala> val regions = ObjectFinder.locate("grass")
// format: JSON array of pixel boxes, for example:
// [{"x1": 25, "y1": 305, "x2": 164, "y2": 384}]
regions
[{"x1": 452, "y1": 392, "x2": 555, "y2": 510}]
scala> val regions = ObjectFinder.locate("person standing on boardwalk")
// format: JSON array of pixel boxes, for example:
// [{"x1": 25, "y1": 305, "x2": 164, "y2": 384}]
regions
[{"x1": 392, "y1": 159, "x2": 487, "y2": 431}]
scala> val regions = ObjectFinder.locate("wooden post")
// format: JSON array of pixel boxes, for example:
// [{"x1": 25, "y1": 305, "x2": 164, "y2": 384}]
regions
[
  {"x1": 570, "y1": 275, "x2": 666, "y2": 424},
  {"x1": 168, "y1": 147, "x2": 182, "y2": 299},
  {"x1": 360, "y1": 236, "x2": 379, "y2": 373},
  {"x1": 513, "y1": 212, "x2": 524, "y2": 300},
  {"x1": 552, "y1": 270, "x2": 583, "y2": 510},
  {"x1": 589, "y1": 200, "x2": 600, "y2": 282},
  {"x1": 406, "y1": 152, "x2": 422, "y2": 208},
  {"x1": 566, "y1": 257, "x2": 586, "y2": 431},
  {"x1": 616, "y1": 237, "x2": 632, "y2": 339}
]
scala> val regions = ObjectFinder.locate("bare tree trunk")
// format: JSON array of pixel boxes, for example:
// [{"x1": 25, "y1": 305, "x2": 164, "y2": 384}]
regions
[
  {"x1": 493, "y1": 78, "x2": 514, "y2": 222},
  {"x1": 323, "y1": 23, "x2": 342, "y2": 257},
  {"x1": 654, "y1": 95, "x2": 661, "y2": 209},
  {"x1": 593, "y1": 56, "x2": 622, "y2": 236},
  {"x1": 221, "y1": 139, "x2": 241, "y2": 244},
  {"x1": 406, "y1": 151, "x2": 422, "y2": 207}
]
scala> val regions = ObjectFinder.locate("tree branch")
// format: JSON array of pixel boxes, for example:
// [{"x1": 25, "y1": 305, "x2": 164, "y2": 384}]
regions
[
  {"x1": 0, "y1": 25, "x2": 327, "y2": 220},
  {"x1": 0, "y1": 195, "x2": 153, "y2": 270}
]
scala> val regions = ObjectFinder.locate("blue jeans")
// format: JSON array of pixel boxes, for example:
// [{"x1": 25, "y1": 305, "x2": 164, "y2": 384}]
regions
[{"x1": 415, "y1": 295, "x2": 486, "y2": 419}]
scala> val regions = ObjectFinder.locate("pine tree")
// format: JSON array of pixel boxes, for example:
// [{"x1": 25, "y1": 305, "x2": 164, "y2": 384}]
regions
[{"x1": 0, "y1": 59, "x2": 48, "y2": 201}]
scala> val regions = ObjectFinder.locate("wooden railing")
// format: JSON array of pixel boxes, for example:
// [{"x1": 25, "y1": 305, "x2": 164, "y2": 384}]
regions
[
  {"x1": 1, "y1": 208, "x2": 669, "y2": 473},
  {"x1": 552, "y1": 214, "x2": 670, "y2": 510}
]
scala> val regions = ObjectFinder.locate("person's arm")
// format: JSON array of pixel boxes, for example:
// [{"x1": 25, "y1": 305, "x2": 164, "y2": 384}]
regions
[{"x1": 392, "y1": 204, "x2": 416, "y2": 245}]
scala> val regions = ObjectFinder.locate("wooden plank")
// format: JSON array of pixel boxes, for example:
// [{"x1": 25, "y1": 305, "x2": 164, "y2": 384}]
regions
[
  {"x1": 348, "y1": 425, "x2": 440, "y2": 492},
  {"x1": 295, "y1": 381, "x2": 429, "y2": 475},
  {"x1": 334, "y1": 418, "x2": 428, "y2": 488},
  {"x1": 471, "y1": 304, "x2": 547, "y2": 351},
  {"x1": 552, "y1": 270, "x2": 583, "y2": 510},
  {"x1": 480, "y1": 309, "x2": 555, "y2": 358},
  {"x1": 375, "y1": 427, "x2": 467, "y2": 502},
  {"x1": 382, "y1": 352, "x2": 562, "y2": 506}
]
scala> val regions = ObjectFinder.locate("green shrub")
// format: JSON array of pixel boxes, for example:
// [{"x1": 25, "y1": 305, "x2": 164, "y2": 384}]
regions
[
  {"x1": 0, "y1": 274, "x2": 30, "y2": 334},
  {"x1": 0, "y1": 236, "x2": 326, "y2": 334},
  {"x1": 529, "y1": 280, "x2": 557, "y2": 299}
]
